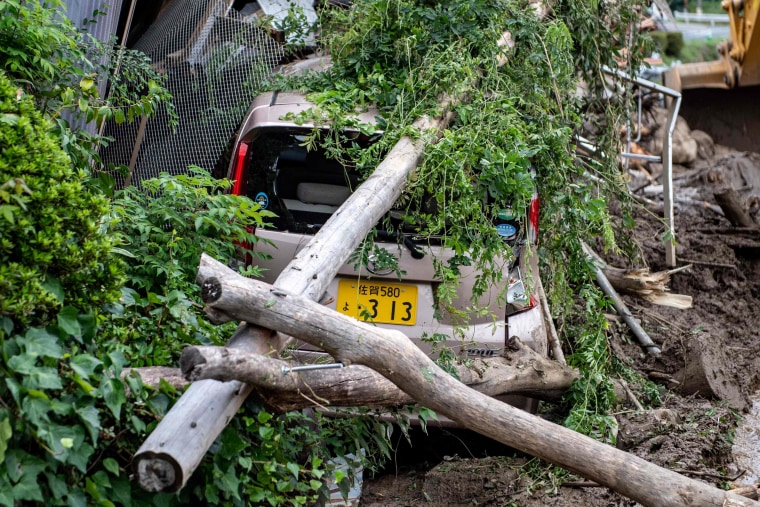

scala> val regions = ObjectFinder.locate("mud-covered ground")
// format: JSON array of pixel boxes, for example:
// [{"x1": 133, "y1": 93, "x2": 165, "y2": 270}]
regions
[{"x1": 359, "y1": 128, "x2": 760, "y2": 506}]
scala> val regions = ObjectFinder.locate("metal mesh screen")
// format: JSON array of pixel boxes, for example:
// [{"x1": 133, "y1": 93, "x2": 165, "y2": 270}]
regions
[{"x1": 101, "y1": 0, "x2": 284, "y2": 187}]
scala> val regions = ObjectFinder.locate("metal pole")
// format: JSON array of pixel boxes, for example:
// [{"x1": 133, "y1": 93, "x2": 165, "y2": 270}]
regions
[{"x1": 602, "y1": 66, "x2": 682, "y2": 267}]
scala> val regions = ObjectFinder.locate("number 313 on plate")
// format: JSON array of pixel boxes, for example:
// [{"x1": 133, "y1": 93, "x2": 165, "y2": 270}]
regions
[{"x1": 337, "y1": 280, "x2": 418, "y2": 326}]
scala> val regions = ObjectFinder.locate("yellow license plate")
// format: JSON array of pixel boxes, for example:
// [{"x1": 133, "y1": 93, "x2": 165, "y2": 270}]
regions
[{"x1": 337, "y1": 280, "x2": 417, "y2": 325}]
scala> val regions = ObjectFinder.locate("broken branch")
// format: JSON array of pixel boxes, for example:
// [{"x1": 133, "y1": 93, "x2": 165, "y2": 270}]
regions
[{"x1": 581, "y1": 243, "x2": 662, "y2": 355}]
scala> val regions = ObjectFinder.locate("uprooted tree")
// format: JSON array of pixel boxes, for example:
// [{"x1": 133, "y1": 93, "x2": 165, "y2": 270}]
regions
[{"x1": 181, "y1": 255, "x2": 756, "y2": 507}]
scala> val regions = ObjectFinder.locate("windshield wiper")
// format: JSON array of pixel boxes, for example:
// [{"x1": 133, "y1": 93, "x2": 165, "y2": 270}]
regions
[{"x1": 375, "y1": 230, "x2": 425, "y2": 259}]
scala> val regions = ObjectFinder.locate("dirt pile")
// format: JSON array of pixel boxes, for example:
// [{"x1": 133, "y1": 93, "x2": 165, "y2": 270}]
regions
[{"x1": 360, "y1": 111, "x2": 760, "y2": 506}]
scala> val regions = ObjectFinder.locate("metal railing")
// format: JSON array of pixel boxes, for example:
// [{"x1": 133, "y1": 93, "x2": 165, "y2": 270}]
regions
[
  {"x1": 603, "y1": 66, "x2": 682, "y2": 267},
  {"x1": 674, "y1": 11, "x2": 730, "y2": 26}
]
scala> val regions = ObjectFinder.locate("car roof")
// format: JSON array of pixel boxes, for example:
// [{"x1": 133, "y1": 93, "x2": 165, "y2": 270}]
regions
[{"x1": 238, "y1": 91, "x2": 381, "y2": 137}]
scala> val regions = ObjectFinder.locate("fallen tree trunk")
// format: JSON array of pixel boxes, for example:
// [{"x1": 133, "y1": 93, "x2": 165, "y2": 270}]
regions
[
  {"x1": 179, "y1": 338, "x2": 621, "y2": 412},
  {"x1": 133, "y1": 110, "x2": 454, "y2": 493},
  {"x1": 714, "y1": 188, "x2": 757, "y2": 228},
  {"x1": 127, "y1": 337, "x2": 632, "y2": 413},
  {"x1": 193, "y1": 255, "x2": 758, "y2": 507},
  {"x1": 128, "y1": 341, "x2": 635, "y2": 413}
]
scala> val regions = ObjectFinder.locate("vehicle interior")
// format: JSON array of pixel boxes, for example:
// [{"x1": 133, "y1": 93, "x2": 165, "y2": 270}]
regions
[{"x1": 242, "y1": 130, "x2": 525, "y2": 251}]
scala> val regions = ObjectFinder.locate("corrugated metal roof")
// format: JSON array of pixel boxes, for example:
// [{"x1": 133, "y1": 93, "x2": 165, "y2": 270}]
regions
[
  {"x1": 61, "y1": 0, "x2": 127, "y2": 134},
  {"x1": 64, "y1": 0, "x2": 124, "y2": 39}
]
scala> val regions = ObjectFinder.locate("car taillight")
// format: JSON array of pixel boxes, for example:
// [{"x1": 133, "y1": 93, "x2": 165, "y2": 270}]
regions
[
  {"x1": 231, "y1": 141, "x2": 255, "y2": 264},
  {"x1": 528, "y1": 193, "x2": 539, "y2": 244},
  {"x1": 231, "y1": 141, "x2": 250, "y2": 196}
]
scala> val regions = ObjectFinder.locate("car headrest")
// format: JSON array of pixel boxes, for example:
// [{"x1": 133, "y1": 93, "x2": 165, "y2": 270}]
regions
[{"x1": 296, "y1": 183, "x2": 351, "y2": 206}]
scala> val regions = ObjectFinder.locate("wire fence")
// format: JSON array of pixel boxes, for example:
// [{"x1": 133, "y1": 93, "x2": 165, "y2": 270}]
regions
[{"x1": 101, "y1": 0, "x2": 284, "y2": 187}]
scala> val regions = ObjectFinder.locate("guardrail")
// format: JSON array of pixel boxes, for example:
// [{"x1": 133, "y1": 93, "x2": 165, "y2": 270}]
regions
[{"x1": 674, "y1": 11, "x2": 729, "y2": 26}]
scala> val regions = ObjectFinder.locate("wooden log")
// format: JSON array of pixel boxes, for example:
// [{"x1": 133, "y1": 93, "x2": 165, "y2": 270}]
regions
[
  {"x1": 714, "y1": 188, "x2": 757, "y2": 228},
  {"x1": 125, "y1": 339, "x2": 634, "y2": 414},
  {"x1": 193, "y1": 255, "x2": 758, "y2": 507},
  {"x1": 673, "y1": 332, "x2": 749, "y2": 411},
  {"x1": 534, "y1": 268, "x2": 566, "y2": 364},
  {"x1": 122, "y1": 366, "x2": 188, "y2": 391},
  {"x1": 675, "y1": 196, "x2": 725, "y2": 216},
  {"x1": 179, "y1": 340, "x2": 607, "y2": 411},
  {"x1": 731, "y1": 486, "x2": 759, "y2": 501},
  {"x1": 132, "y1": 324, "x2": 275, "y2": 493},
  {"x1": 133, "y1": 109, "x2": 454, "y2": 492}
]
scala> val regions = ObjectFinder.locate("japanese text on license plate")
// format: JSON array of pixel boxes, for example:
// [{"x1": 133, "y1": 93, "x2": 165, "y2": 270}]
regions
[{"x1": 337, "y1": 280, "x2": 417, "y2": 325}]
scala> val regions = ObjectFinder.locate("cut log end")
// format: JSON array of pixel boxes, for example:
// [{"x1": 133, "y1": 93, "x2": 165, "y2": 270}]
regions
[
  {"x1": 714, "y1": 188, "x2": 758, "y2": 229},
  {"x1": 201, "y1": 276, "x2": 223, "y2": 304},
  {"x1": 180, "y1": 346, "x2": 207, "y2": 380},
  {"x1": 135, "y1": 455, "x2": 181, "y2": 493},
  {"x1": 674, "y1": 332, "x2": 749, "y2": 412}
]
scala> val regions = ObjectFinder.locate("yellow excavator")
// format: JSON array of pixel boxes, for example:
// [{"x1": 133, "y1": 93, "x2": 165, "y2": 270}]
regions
[{"x1": 663, "y1": 0, "x2": 760, "y2": 152}]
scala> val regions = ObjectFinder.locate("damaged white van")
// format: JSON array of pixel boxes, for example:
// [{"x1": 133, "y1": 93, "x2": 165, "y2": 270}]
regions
[{"x1": 225, "y1": 91, "x2": 548, "y2": 413}]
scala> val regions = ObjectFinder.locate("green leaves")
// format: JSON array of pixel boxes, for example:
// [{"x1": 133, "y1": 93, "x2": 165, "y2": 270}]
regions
[
  {"x1": 3, "y1": 449, "x2": 47, "y2": 503},
  {"x1": 100, "y1": 378, "x2": 126, "y2": 420},
  {"x1": 77, "y1": 403, "x2": 101, "y2": 445},
  {"x1": 0, "y1": 72, "x2": 124, "y2": 328},
  {"x1": 57, "y1": 306, "x2": 82, "y2": 339},
  {"x1": 0, "y1": 412, "x2": 11, "y2": 463},
  {"x1": 314, "y1": 0, "x2": 642, "y2": 448},
  {"x1": 23, "y1": 367, "x2": 63, "y2": 390},
  {"x1": 70, "y1": 354, "x2": 103, "y2": 379}
]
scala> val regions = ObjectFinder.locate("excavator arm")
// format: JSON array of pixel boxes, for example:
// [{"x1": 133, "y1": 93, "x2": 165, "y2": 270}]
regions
[
  {"x1": 662, "y1": 0, "x2": 760, "y2": 153},
  {"x1": 664, "y1": 0, "x2": 760, "y2": 90}
]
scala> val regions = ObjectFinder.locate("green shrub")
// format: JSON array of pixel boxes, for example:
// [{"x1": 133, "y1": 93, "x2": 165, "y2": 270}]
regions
[
  {"x1": 666, "y1": 31, "x2": 685, "y2": 57},
  {"x1": 0, "y1": 117, "x2": 383, "y2": 504},
  {"x1": 105, "y1": 167, "x2": 275, "y2": 365},
  {"x1": 679, "y1": 40, "x2": 720, "y2": 63},
  {"x1": 0, "y1": 70, "x2": 143, "y2": 506},
  {"x1": 649, "y1": 31, "x2": 684, "y2": 58},
  {"x1": 0, "y1": 72, "x2": 122, "y2": 326},
  {"x1": 649, "y1": 32, "x2": 684, "y2": 58}
]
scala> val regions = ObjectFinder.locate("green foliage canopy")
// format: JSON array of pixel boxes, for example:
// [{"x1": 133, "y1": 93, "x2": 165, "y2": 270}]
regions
[{"x1": 285, "y1": 0, "x2": 653, "y2": 440}]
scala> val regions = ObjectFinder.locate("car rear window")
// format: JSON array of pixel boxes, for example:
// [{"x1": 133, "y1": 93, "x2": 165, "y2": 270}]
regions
[
  {"x1": 239, "y1": 130, "x2": 524, "y2": 247},
  {"x1": 240, "y1": 131, "x2": 365, "y2": 234}
]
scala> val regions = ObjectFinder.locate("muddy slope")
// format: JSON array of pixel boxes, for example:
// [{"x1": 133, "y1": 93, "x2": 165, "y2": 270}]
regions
[{"x1": 360, "y1": 122, "x2": 760, "y2": 506}]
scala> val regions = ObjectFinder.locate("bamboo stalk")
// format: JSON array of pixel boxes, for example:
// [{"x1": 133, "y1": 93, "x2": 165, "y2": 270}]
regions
[{"x1": 581, "y1": 243, "x2": 661, "y2": 355}]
